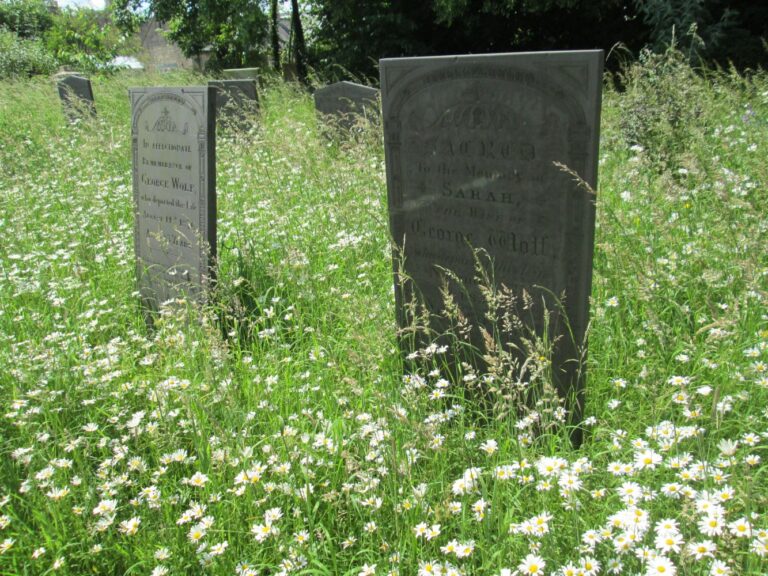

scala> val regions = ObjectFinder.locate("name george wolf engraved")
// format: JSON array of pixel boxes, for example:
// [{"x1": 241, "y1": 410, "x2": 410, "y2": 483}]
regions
[{"x1": 129, "y1": 87, "x2": 216, "y2": 314}]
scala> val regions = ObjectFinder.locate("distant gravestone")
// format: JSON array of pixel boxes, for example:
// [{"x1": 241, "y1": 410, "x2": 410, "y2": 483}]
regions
[
  {"x1": 222, "y1": 68, "x2": 259, "y2": 80},
  {"x1": 381, "y1": 51, "x2": 603, "y2": 423},
  {"x1": 314, "y1": 81, "x2": 380, "y2": 130},
  {"x1": 209, "y1": 80, "x2": 258, "y2": 127},
  {"x1": 129, "y1": 86, "x2": 216, "y2": 315},
  {"x1": 56, "y1": 74, "x2": 96, "y2": 122}
]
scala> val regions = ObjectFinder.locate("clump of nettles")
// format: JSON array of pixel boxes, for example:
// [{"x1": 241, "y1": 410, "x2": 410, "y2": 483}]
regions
[
  {"x1": 399, "y1": 250, "x2": 569, "y2": 440},
  {"x1": 617, "y1": 46, "x2": 705, "y2": 170}
]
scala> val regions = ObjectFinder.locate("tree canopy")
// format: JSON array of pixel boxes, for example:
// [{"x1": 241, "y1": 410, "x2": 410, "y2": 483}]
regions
[
  {"x1": 27, "y1": 0, "x2": 765, "y2": 80},
  {"x1": 113, "y1": 0, "x2": 270, "y2": 69}
]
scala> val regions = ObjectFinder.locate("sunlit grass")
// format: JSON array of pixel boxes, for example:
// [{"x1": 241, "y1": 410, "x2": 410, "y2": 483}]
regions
[{"x1": 0, "y1": 58, "x2": 766, "y2": 576}]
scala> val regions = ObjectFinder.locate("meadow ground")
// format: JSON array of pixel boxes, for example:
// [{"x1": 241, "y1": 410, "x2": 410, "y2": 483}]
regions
[{"x1": 0, "y1": 53, "x2": 766, "y2": 576}]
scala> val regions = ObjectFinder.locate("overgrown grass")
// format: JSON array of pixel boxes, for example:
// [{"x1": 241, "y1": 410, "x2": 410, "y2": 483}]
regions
[{"x1": 0, "y1": 56, "x2": 766, "y2": 576}]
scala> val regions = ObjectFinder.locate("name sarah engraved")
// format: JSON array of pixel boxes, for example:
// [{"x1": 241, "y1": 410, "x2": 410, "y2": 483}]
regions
[
  {"x1": 382, "y1": 50, "x2": 601, "y2": 330},
  {"x1": 394, "y1": 87, "x2": 576, "y2": 292},
  {"x1": 381, "y1": 51, "x2": 602, "y2": 440}
]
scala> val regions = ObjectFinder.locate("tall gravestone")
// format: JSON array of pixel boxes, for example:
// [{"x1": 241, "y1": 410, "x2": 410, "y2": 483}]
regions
[
  {"x1": 209, "y1": 80, "x2": 258, "y2": 127},
  {"x1": 129, "y1": 87, "x2": 216, "y2": 315},
  {"x1": 56, "y1": 74, "x2": 96, "y2": 122},
  {"x1": 381, "y1": 51, "x2": 602, "y2": 428},
  {"x1": 314, "y1": 81, "x2": 380, "y2": 130}
]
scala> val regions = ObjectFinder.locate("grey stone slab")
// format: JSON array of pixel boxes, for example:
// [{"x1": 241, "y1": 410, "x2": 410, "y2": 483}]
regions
[
  {"x1": 381, "y1": 51, "x2": 603, "y2": 423},
  {"x1": 129, "y1": 86, "x2": 216, "y2": 315},
  {"x1": 222, "y1": 67, "x2": 259, "y2": 80},
  {"x1": 314, "y1": 81, "x2": 380, "y2": 129},
  {"x1": 209, "y1": 79, "x2": 258, "y2": 127},
  {"x1": 56, "y1": 74, "x2": 96, "y2": 122}
]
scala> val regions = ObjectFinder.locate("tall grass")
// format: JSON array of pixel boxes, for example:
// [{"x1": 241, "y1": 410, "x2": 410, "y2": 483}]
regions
[{"x1": 0, "y1": 56, "x2": 766, "y2": 576}]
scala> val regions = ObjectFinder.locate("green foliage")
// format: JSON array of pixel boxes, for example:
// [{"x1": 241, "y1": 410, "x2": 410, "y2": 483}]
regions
[
  {"x1": 309, "y1": 1, "x2": 440, "y2": 81},
  {"x1": 114, "y1": 0, "x2": 270, "y2": 70},
  {"x1": 44, "y1": 8, "x2": 127, "y2": 72},
  {"x1": 617, "y1": 47, "x2": 705, "y2": 169},
  {"x1": 0, "y1": 2, "x2": 139, "y2": 78},
  {"x1": 0, "y1": 0, "x2": 54, "y2": 38},
  {"x1": 0, "y1": 28, "x2": 57, "y2": 78},
  {"x1": 635, "y1": 0, "x2": 738, "y2": 61},
  {"x1": 636, "y1": 0, "x2": 768, "y2": 69},
  {"x1": 310, "y1": 0, "x2": 645, "y2": 80}
]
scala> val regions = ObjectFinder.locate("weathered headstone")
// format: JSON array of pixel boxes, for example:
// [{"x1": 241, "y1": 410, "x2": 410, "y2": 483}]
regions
[
  {"x1": 129, "y1": 87, "x2": 216, "y2": 315},
  {"x1": 209, "y1": 80, "x2": 258, "y2": 127},
  {"x1": 56, "y1": 74, "x2": 96, "y2": 122},
  {"x1": 314, "y1": 81, "x2": 380, "y2": 130},
  {"x1": 222, "y1": 67, "x2": 259, "y2": 80},
  {"x1": 381, "y1": 51, "x2": 602, "y2": 425}
]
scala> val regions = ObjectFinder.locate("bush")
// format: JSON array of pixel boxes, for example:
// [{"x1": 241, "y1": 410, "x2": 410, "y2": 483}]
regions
[
  {"x1": 0, "y1": 28, "x2": 58, "y2": 78},
  {"x1": 0, "y1": 0, "x2": 53, "y2": 38},
  {"x1": 45, "y1": 7, "x2": 123, "y2": 72},
  {"x1": 617, "y1": 47, "x2": 705, "y2": 169}
]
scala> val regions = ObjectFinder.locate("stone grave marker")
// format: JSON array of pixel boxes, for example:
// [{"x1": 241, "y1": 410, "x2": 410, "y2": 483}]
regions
[
  {"x1": 222, "y1": 67, "x2": 259, "y2": 80},
  {"x1": 314, "y1": 81, "x2": 380, "y2": 130},
  {"x1": 381, "y1": 51, "x2": 603, "y2": 425},
  {"x1": 129, "y1": 86, "x2": 216, "y2": 315},
  {"x1": 209, "y1": 79, "x2": 258, "y2": 127},
  {"x1": 56, "y1": 73, "x2": 96, "y2": 122}
]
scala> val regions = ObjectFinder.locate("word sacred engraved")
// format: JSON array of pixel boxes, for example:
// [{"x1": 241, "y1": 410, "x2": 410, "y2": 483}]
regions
[{"x1": 381, "y1": 51, "x2": 603, "y2": 437}]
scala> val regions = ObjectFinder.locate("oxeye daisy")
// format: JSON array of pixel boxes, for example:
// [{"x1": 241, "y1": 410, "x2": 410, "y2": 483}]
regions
[
  {"x1": 187, "y1": 471, "x2": 209, "y2": 488},
  {"x1": 698, "y1": 514, "x2": 723, "y2": 537},
  {"x1": 686, "y1": 540, "x2": 716, "y2": 560},
  {"x1": 654, "y1": 532, "x2": 683, "y2": 554},
  {"x1": 418, "y1": 560, "x2": 441, "y2": 575},
  {"x1": 440, "y1": 539, "x2": 458, "y2": 555},
  {"x1": 518, "y1": 553, "x2": 545, "y2": 575},
  {"x1": 358, "y1": 563, "x2": 376, "y2": 576},
  {"x1": 710, "y1": 560, "x2": 731, "y2": 575},
  {"x1": 188, "y1": 524, "x2": 206, "y2": 542},
  {"x1": 425, "y1": 524, "x2": 441, "y2": 540},
  {"x1": 727, "y1": 517, "x2": 750, "y2": 537},
  {"x1": 580, "y1": 556, "x2": 600, "y2": 575},
  {"x1": 645, "y1": 555, "x2": 676, "y2": 576},
  {"x1": 118, "y1": 516, "x2": 141, "y2": 536},
  {"x1": 413, "y1": 522, "x2": 428, "y2": 538},
  {"x1": 455, "y1": 540, "x2": 475, "y2": 558},
  {"x1": 251, "y1": 523, "x2": 272, "y2": 542},
  {"x1": 751, "y1": 538, "x2": 768, "y2": 556}
]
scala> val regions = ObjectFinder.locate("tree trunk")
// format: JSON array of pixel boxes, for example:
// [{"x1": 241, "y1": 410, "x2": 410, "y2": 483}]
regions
[
  {"x1": 271, "y1": 0, "x2": 281, "y2": 72},
  {"x1": 290, "y1": 0, "x2": 308, "y2": 86}
]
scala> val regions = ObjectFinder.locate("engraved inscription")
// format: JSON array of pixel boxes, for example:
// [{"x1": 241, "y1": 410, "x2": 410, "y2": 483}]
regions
[
  {"x1": 381, "y1": 52, "x2": 602, "y2": 423},
  {"x1": 130, "y1": 87, "x2": 215, "y2": 312}
]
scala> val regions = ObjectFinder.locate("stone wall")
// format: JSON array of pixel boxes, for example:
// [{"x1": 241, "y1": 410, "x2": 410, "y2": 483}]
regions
[{"x1": 139, "y1": 19, "x2": 202, "y2": 72}]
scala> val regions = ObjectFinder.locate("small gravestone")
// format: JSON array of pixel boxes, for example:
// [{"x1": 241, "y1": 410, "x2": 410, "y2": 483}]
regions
[
  {"x1": 314, "y1": 81, "x2": 380, "y2": 130},
  {"x1": 129, "y1": 86, "x2": 216, "y2": 315},
  {"x1": 381, "y1": 51, "x2": 603, "y2": 428},
  {"x1": 209, "y1": 80, "x2": 258, "y2": 128},
  {"x1": 222, "y1": 67, "x2": 259, "y2": 81},
  {"x1": 56, "y1": 74, "x2": 96, "y2": 122}
]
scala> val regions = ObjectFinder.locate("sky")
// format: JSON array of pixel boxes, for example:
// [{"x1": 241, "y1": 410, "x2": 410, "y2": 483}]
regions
[{"x1": 57, "y1": 0, "x2": 106, "y2": 9}]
